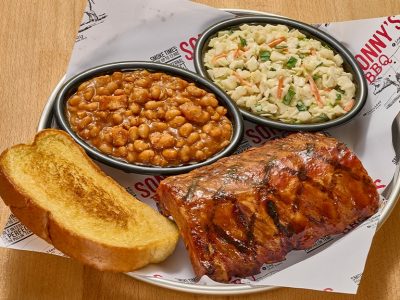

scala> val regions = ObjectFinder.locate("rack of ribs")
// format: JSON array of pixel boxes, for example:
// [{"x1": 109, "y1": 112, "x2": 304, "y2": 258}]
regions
[{"x1": 156, "y1": 132, "x2": 379, "y2": 282}]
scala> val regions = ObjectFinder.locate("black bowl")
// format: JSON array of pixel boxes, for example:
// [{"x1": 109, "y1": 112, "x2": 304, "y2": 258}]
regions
[
  {"x1": 194, "y1": 16, "x2": 368, "y2": 131},
  {"x1": 54, "y1": 61, "x2": 244, "y2": 174}
]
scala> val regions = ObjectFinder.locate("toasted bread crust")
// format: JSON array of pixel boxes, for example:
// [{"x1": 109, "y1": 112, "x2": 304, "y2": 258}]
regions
[{"x1": 0, "y1": 129, "x2": 179, "y2": 272}]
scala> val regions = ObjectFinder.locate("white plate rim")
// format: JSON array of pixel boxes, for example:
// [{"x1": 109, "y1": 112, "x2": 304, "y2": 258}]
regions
[{"x1": 36, "y1": 8, "x2": 400, "y2": 296}]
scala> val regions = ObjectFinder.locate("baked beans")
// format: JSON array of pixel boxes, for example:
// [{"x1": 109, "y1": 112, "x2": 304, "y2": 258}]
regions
[{"x1": 66, "y1": 70, "x2": 233, "y2": 166}]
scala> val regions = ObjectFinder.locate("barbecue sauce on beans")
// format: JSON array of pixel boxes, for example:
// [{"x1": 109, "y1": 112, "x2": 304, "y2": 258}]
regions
[{"x1": 66, "y1": 70, "x2": 233, "y2": 166}]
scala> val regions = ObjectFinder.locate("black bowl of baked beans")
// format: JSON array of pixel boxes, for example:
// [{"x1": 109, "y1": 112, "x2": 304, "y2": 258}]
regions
[{"x1": 54, "y1": 61, "x2": 244, "y2": 174}]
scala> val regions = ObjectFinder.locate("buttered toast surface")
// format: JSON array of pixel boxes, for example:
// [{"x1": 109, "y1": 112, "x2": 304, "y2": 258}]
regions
[{"x1": 0, "y1": 129, "x2": 179, "y2": 272}]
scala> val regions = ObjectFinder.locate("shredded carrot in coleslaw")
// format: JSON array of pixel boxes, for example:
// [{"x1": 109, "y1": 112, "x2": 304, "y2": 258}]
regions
[
  {"x1": 277, "y1": 76, "x2": 284, "y2": 99},
  {"x1": 343, "y1": 99, "x2": 355, "y2": 111},
  {"x1": 233, "y1": 48, "x2": 243, "y2": 58},
  {"x1": 233, "y1": 71, "x2": 251, "y2": 86},
  {"x1": 212, "y1": 52, "x2": 228, "y2": 64},
  {"x1": 307, "y1": 75, "x2": 323, "y2": 107},
  {"x1": 268, "y1": 37, "x2": 286, "y2": 48}
]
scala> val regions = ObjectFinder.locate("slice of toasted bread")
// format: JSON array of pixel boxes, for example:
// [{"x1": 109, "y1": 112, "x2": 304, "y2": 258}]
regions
[{"x1": 0, "y1": 129, "x2": 179, "y2": 272}]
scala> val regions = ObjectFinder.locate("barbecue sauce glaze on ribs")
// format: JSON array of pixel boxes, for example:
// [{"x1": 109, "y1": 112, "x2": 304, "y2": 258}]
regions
[{"x1": 156, "y1": 133, "x2": 379, "y2": 282}]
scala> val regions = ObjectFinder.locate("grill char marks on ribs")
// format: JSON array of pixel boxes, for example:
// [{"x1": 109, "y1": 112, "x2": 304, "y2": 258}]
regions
[{"x1": 156, "y1": 133, "x2": 379, "y2": 282}]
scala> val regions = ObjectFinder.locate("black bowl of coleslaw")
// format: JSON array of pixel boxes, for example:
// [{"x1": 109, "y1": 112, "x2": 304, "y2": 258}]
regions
[{"x1": 194, "y1": 16, "x2": 367, "y2": 131}]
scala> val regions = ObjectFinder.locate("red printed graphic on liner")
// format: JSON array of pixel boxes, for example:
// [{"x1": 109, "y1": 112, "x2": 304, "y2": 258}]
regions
[
  {"x1": 374, "y1": 179, "x2": 386, "y2": 189},
  {"x1": 229, "y1": 275, "x2": 256, "y2": 284},
  {"x1": 354, "y1": 16, "x2": 400, "y2": 84},
  {"x1": 180, "y1": 34, "x2": 202, "y2": 60},
  {"x1": 134, "y1": 175, "x2": 166, "y2": 200},
  {"x1": 229, "y1": 279, "x2": 242, "y2": 284},
  {"x1": 244, "y1": 124, "x2": 289, "y2": 145}
]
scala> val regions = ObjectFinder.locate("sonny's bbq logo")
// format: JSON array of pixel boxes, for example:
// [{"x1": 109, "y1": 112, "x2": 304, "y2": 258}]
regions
[
  {"x1": 355, "y1": 16, "x2": 400, "y2": 85},
  {"x1": 79, "y1": 0, "x2": 107, "y2": 33}
]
